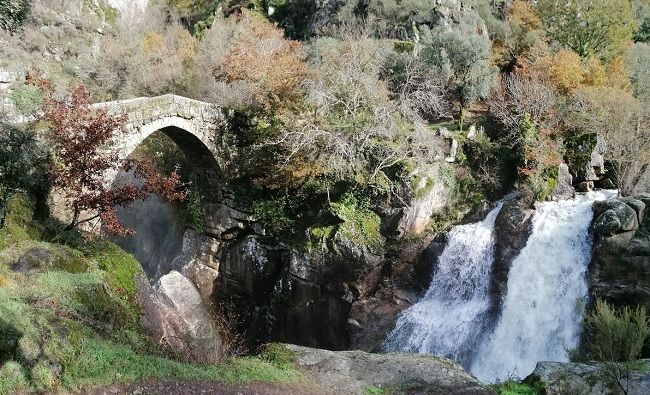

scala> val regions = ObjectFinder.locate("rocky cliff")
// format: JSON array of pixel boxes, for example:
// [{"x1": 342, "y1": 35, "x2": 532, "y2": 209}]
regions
[{"x1": 589, "y1": 194, "x2": 650, "y2": 312}]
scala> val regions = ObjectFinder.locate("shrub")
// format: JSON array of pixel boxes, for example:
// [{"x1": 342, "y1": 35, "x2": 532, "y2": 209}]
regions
[
  {"x1": 9, "y1": 83, "x2": 42, "y2": 116},
  {"x1": 0, "y1": 123, "x2": 41, "y2": 228},
  {"x1": 258, "y1": 343, "x2": 296, "y2": 370},
  {"x1": 584, "y1": 300, "x2": 649, "y2": 363},
  {"x1": 0, "y1": 0, "x2": 30, "y2": 32},
  {"x1": 0, "y1": 360, "x2": 29, "y2": 395},
  {"x1": 185, "y1": 177, "x2": 205, "y2": 231},
  {"x1": 489, "y1": 380, "x2": 544, "y2": 395},
  {"x1": 583, "y1": 300, "x2": 650, "y2": 395}
]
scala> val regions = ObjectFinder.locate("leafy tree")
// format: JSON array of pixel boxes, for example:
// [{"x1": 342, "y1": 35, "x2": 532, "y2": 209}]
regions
[
  {"x1": 32, "y1": 79, "x2": 186, "y2": 235},
  {"x1": 584, "y1": 300, "x2": 649, "y2": 395},
  {"x1": 422, "y1": 23, "x2": 496, "y2": 129},
  {"x1": 537, "y1": 0, "x2": 638, "y2": 60},
  {"x1": 632, "y1": 0, "x2": 650, "y2": 42},
  {"x1": 0, "y1": 123, "x2": 40, "y2": 227},
  {"x1": 0, "y1": 0, "x2": 30, "y2": 32},
  {"x1": 626, "y1": 42, "x2": 650, "y2": 100},
  {"x1": 489, "y1": 73, "x2": 563, "y2": 201},
  {"x1": 533, "y1": 49, "x2": 632, "y2": 94},
  {"x1": 504, "y1": 0, "x2": 543, "y2": 57},
  {"x1": 213, "y1": 10, "x2": 310, "y2": 113},
  {"x1": 566, "y1": 87, "x2": 650, "y2": 195},
  {"x1": 266, "y1": 0, "x2": 318, "y2": 40},
  {"x1": 533, "y1": 49, "x2": 585, "y2": 93}
]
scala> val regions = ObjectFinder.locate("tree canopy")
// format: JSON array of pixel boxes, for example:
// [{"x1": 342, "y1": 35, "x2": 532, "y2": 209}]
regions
[{"x1": 537, "y1": 0, "x2": 638, "y2": 60}]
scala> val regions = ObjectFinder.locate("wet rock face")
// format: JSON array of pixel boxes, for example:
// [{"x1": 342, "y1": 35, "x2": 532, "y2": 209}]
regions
[
  {"x1": 284, "y1": 343, "x2": 493, "y2": 395},
  {"x1": 590, "y1": 194, "x2": 650, "y2": 313},
  {"x1": 490, "y1": 201, "x2": 534, "y2": 306},
  {"x1": 527, "y1": 360, "x2": 650, "y2": 395},
  {"x1": 214, "y1": 231, "x2": 385, "y2": 350},
  {"x1": 347, "y1": 287, "x2": 418, "y2": 352},
  {"x1": 346, "y1": 233, "x2": 444, "y2": 352}
]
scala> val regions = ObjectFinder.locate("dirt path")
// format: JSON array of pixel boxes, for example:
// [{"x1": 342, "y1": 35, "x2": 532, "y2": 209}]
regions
[{"x1": 82, "y1": 380, "x2": 329, "y2": 395}]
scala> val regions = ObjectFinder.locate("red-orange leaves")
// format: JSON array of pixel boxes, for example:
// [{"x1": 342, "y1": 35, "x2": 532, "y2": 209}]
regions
[{"x1": 36, "y1": 80, "x2": 185, "y2": 235}]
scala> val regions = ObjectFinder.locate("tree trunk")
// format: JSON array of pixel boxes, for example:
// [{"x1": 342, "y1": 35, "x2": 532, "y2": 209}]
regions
[{"x1": 65, "y1": 207, "x2": 80, "y2": 231}]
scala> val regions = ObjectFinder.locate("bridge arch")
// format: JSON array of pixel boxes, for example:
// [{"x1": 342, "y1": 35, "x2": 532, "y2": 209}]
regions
[{"x1": 98, "y1": 95, "x2": 228, "y2": 202}]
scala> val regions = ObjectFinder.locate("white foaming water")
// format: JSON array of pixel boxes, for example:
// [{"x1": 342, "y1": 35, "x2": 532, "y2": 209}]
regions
[
  {"x1": 383, "y1": 202, "x2": 504, "y2": 366},
  {"x1": 471, "y1": 190, "x2": 618, "y2": 383}
]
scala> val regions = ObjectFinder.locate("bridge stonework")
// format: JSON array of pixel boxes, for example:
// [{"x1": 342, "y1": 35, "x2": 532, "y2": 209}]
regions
[{"x1": 94, "y1": 94, "x2": 228, "y2": 185}]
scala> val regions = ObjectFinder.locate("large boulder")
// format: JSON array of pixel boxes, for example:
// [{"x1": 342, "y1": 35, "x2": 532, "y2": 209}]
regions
[
  {"x1": 347, "y1": 287, "x2": 417, "y2": 352},
  {"x1": 137, "y1": 272, "x2": 224, "y2": 362},
  {"x1": 10, "y1": 245, "x2": 91, "y2": 274},
  {"x1": 284, "y1": 344, "x2": 493, "y2": 395},
  {"x1": 589, "y1": 195, "x2": 650, "y2": 316},
  {"x1": 592, "y1": 199, "x2": 640, "y2": 236},
  {"x1": 526, "y1": 360, "x2": 650, "y2": 395},
  {"x1": 551, "y1": 163, "x2": 576, "y2": 201}
]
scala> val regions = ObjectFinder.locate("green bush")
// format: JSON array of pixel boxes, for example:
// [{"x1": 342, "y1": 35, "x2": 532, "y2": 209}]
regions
[
  {"x1": 85, "y1": 241, "x2": 143, "y2": 323},
  {"x1": 489, "y1": 381, "x2": 544, "y2": 395},
  {"x1": 258, "y1": 343, "x2": 296, "y2": 370},
  {"x1": 0, "y1": 0, "x2": 30, "y2": 31},
  {"x1": 330, "y1": 192, "x2": 383, "y2": 250},
  {"x1": 9, "y1": 84, "x2": 42, "y2": 116},
  {"x1": 582, "y1": 300, "x2": 650, "y2": 394},
  {"x1": 0, "y1": 123, "x2": 42, "y2": 228},
  {"x1": 584, "y1": 300, "x2": 649, "y2": 363},
  {"x1": 185, "y1": 176, "x2": 205, "y2": 231}
]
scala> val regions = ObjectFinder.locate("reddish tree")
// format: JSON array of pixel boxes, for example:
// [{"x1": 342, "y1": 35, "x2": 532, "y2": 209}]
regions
[{"x1": 33, "y1": 78, "x2": 185, "y2": 235}]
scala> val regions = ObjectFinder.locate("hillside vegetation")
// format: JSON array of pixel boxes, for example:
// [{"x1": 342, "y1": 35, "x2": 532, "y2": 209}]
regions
[{"x1": 2, "y1": 1, "x2": 649, "y2": 238}]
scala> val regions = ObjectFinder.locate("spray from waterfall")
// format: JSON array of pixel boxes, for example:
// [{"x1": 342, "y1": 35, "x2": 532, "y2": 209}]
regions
[
  {"x1": 470, "y1": 190, "x2": 617, "y2": 383},
  {"x1": 383, "y1": 202, "x2": 504, "y2": 367},
  {"x1": 111, "y1": 170, "x2": 192, "y2": 281}
]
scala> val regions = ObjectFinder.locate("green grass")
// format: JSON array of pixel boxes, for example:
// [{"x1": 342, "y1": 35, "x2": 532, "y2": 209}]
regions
[
  {"x1": 489, "y1": 381, "x2": 544, "y2": 395},
  {"x1": 0, "y1": 197, "x2": 303, "y2": 394},
  {"x1": 59, "y1": 338, "x2": 300, "y2": 389}
]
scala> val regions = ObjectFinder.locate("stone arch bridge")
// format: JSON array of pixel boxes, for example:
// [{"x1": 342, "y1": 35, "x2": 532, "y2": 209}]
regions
[{"x1": 94, "y1": 94, "x2": 227, "y2": 190}]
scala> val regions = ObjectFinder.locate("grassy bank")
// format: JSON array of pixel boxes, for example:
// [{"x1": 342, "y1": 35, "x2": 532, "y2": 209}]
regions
[{"x1": 0, "y1": 196, "x2": 302, "y2": 394}]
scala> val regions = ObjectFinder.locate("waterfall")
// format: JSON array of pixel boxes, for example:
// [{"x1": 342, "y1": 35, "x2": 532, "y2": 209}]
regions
[
  {"x1": 383, "y1": 202, "x2": 504, "y2": 367},
  {"x1": 470, "y1": 190, "x2": 617, "y2": 383}
]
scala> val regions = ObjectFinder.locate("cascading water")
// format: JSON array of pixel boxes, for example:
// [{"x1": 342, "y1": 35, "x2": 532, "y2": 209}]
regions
[
  {"x1": 384, "y1": 190, "x2": 618, "y2": 383},
  {"x1": 383, "y1": 202, "x2": 504, "y2": 367},
  {"x1": 470, "y1": 190, "x2": 617, "y2": 382}
]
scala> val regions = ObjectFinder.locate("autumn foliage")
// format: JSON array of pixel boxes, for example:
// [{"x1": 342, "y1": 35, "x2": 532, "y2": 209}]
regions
[
  {"x1": 213, "y1": 10, "x2": 310, "y2": 112},
  {"x1": 32, "y1": 76, "x2": 186, "y2": 235}
]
